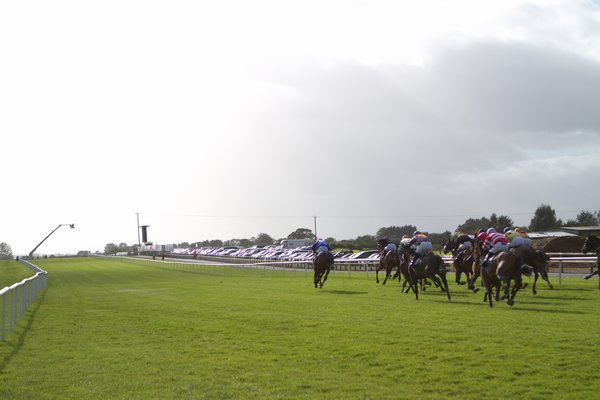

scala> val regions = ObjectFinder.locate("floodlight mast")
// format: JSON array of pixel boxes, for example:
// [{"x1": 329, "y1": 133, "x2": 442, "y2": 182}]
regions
[{"x1": 28, "y1": 223, "x2": 75, "y2": 257}]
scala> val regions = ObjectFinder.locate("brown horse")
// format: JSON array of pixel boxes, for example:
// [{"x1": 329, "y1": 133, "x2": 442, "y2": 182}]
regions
[
  {"x1": 442, "y1": 239, "x2": 473, "y2": 286},
  {"x1": 313, "y1": 251, "x2": 334, "y2": 288},
  {"x1": 582, "y1": 235, "x2": 600, "y2": 280},
  {"x1": 376, "y1": 250, "x2": 401, "y2": 285},
  {"x1": 468, "y1": 240, "x2": 484, "y2": 293},
  {"x1": 481, "y1": 251, "x2": 532, "y2": 307},
  {"x1": 510, "y1": 245, "x2": 552, "y2": 295},
  {"x1": 406, "y1": 251, "x2": 451, "y2": 301}
]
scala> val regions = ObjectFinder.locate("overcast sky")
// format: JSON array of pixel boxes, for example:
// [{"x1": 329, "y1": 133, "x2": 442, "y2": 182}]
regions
[{"x1": 1, "y1": 0, "x2": 599, "y2": 255}]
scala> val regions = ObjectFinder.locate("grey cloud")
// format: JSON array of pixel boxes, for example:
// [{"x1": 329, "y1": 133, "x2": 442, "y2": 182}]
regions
[{"x1": 240, "y1": 39, "x2": 600, "y2": 232}]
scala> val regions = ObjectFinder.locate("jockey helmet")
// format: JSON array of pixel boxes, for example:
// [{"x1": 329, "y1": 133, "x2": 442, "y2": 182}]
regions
[
  {"x1": 477, "y1": 228, "x2": 485, "y2": 234},
  {"x1": 413, "y1": 231, "x2": 421, "y2": 236},
  {"x1": 486, "y1": 228, "x2": 496, "y2": 234},
  {"x1": 503, "y1": 227, "x2": 511, "y2": 233}
]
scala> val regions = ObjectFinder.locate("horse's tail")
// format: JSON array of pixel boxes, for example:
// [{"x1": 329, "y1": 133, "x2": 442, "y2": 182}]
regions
[
  {"x1": 438, "y1": 255, "x2": 448, "y2": 273},
  {"x1": 520, "y1": 265, "x2": 534, "y2": 277}
]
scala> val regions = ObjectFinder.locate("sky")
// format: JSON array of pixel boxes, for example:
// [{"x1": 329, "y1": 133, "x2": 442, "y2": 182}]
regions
[{"x1": 1, "y1": 0, "x2": 599, "y2": 255}]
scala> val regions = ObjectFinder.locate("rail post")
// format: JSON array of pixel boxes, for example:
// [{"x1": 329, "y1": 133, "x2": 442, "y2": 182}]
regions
[
  {"x1": 558, "y1": 260, "x2": 563, "y2": 285},
  {"x1": 1, "y1": 293, "x2": 6, "y2": 341}
]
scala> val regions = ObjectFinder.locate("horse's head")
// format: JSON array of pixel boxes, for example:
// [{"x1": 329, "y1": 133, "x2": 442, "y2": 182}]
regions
[
  {"x1": 581, "y1": 235, "x2": 600, "y2": 254},
  {"x1": 442, "y1": 239, "x2": 455, "y2": 254}
]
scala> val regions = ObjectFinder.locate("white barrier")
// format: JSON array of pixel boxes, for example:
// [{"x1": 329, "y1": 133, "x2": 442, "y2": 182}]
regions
[
  {"x1": 0, "y1": 260, "x2": 48, "y2": 341},
  {"x1": 124, "y1": 254, "x2": 598, "y2": 285}
]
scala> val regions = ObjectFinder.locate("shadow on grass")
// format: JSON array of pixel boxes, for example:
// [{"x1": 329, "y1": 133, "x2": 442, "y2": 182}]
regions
[
  {"x1": 429, "y1": 298, "x2": 587, "y2": 314},
  {"x1": 551, "y1": 287, "x2": 598, "y2": 292},
  {"x1": 0, "y1": 290, "x2": 45, "y2": 373},
  {"x1": 530, "y1": 295, "x2": 592, "y2": 301},
  {"x1": 324, "y1": 290, "x2": 369, "y2": 295}
]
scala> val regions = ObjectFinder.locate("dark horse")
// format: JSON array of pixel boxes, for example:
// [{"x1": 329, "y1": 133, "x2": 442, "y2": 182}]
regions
[
  {"x1": 442, "y1": 239, "x2": 473, "y2": 286},
  {"x1": 313, "y1": 251, "x2": 334, "y2": 288},
  {"x1": 376, "y1": 250, "x2": 401, "y2": 285},
  {"x1": 375, "y1": 241, "x2": 400, "y2": 285},
  {"x1": 510, "y1": 245, "x2": 552, "y2": 295},
  {"x1": 406, "y1": 251, "x2": 451, "y2": 301},
  {"x1": 582, "y1": 235, "x2": 600, "y2": 280},
  {"x1": 480, "y1": 251, "x2": 532, "y2": 307}
]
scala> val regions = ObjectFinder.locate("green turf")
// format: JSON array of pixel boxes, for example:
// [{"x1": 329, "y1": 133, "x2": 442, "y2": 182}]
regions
[
  {"x1": 1, "y1": 257, "x2": 598, "y2": 399},
  {"x1": 0, "y1": 260, "x2": 34, "y2": 289}
]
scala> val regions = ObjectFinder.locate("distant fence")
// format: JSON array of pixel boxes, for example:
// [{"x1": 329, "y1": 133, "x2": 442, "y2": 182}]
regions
[
  {"x1": 0, "y1": 260, "x2": 48, "y2": 341},
  {"x1": 121, "y1": 253, "x2": 598, "y2": 284}
]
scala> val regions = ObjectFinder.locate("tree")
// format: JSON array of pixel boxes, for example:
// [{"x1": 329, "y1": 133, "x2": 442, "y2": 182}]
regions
[
  {"x1": 575, "y1": 210, "x2": 598, "y2": 226},
  {"x1": 255, "y1": 233, "x2": 275, "y2": 246},
  {"x1": 497, "y1": 215, "x2": 514, "y2": 230},
  {"x1": 456, "y1": 213, "x2": 514, "y2": 234},
  {"x1": 354, "y1": 235, "x2": 376, "y2": 250},
  {"x1": 488, "y1": 213, "x2": 515, "y2": 230},
  {"x1": 455, "y1": 217, "x2": 491, "y2": 234},
  {"x1": 428, "y1": 231, "x2": 452, "y2": 250},
  {"x1": 529, "y1": 204, "x2": 563, "y2": 231},
  {"x1": 287, "y1": 228, "x2": 315, "y2": 240},
  {"x1": 0, "y1": 242, "x2": 13, "y2": 260},
  {"x1": 238, "y1": 238, "x2": 253, "y2": 248},
  {"x1": 375, "y1": 225, "x2": 417, "y2": 241},
  {"x1": 104, "y1": 243, "x2": 119, "y2": 255}
]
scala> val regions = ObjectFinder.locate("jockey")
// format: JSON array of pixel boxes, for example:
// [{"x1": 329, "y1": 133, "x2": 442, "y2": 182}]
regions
[
  {"x1": 312, "y1": 238, "x2": 331, "y2": 255},
  {"x1": 399, "y1": 234, "x2": 411, "y2": 250},
  {"x1": 514, "y1": 227, "x2": 533, "y2": 246},
  {"x1": 504, "y1": 227, "x2": 525, "y2": 248},
  {"x1": 454, "y1": 232, "x2": 474, "y2": 264},
  {"x1": 408, "y1": 231, "x2": 432, "y2": 267},
  {"x1": 481, "y1": 230, "x2": 510, "y2": 267},
  {"x1": 377, "y1": 236, "x2": 397, "y2": 258}
]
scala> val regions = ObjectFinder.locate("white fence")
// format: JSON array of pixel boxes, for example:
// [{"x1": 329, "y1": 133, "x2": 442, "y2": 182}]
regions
[
  {"x1": 128, "y1": 253, "x2": 598, "y2": 283},
  {"x1": 0, "y1": 260, "x2": 48, "y2": 341}
]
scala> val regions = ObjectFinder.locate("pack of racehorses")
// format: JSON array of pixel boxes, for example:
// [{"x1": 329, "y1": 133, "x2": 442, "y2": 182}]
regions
[{"x1": 312, "y1": 234, "x2": 599, "y2": 307}]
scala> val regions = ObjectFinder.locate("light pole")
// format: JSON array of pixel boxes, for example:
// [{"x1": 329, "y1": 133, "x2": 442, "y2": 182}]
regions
[
  {"x1": 136, "y1": 213, "x2": 141, "y2": 246},
  {"x1": 29, "y1": 224, "x2": 75, "y2": 257},
  {"x1": 313, "y1": 215, "x2": 318, "y2": 239}
]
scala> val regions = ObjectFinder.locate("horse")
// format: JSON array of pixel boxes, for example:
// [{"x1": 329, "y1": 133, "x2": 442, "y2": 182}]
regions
[
  {"x1": 581, "y1": 235, "x2": 600, "y2": 280},
  {"x1": 313, "y1": 251, "x2": 334, "y2": 288},
  {"x1": 480, "y1": 251, "x2": 530, "y2": 307},
  {"x1": 467, "y1": 240, "x2": 484, "y2": 293},
  {"x1": 510, "y1": 245, "x2": 552, "y2": 295},
  {"x1": 376, "y1": 249, "x2": 401, "y2": 285},
  {"x1": 442, "y1": 239, "x2": 473, "y2": 286},
  {"x1": 406, "y1": 251, "x2": 451, "y2": 301}
]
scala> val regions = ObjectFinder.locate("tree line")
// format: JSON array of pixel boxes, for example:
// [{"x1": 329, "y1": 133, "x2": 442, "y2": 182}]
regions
[{"x1": 101, "y1": 204, "x2": 599, "y2": 255}]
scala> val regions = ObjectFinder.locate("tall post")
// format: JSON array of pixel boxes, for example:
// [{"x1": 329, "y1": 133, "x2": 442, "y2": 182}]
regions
[
  {"x1": 136, "y1": 213, "x2": 141, "y2": 246},
  {"x1": 313, "y1": 216, "x2": 317, "y2": 239}
]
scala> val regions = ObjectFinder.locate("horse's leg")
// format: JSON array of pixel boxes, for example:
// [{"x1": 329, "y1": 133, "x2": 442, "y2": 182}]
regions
[
  {"x1": 455, "y1": 267, "x2": 462, "y2": 285},
  {"x1": 382, "y1": 264, "x2": 392, "y2": 285},
  {"x1": 320, "y1": 268, "x2": 330, "y2": 288},
  {"x1": 469, "y1": 265, "x2": 481, "y2": 293},
  {"x1": 439, "y1": 273, "x2": 451, "y2": 300},
  {"x1": 532, "y1": 271, "x2": 539, "y2": 295},
  {"x1": 410, "y1": 269, "x2": 419, "y2": 300},
  {"x1": 539, "y1": 268, "x2": 554, "y2": 289},
  {"x1": 584, "y1": 270, "x2": 599, "y2": 279},
  {"x1": 482, "y1": 275, "x2": 493, "y2": 307},
  {"x1": 505, "y1": 279, "x2": 514, "y2": 306},
  {"x1": 431, "y1": 275, "x2": 444, "y2": 292},
  {"x1": 314, "y1": 270, "x2": 320, "y2": 288}
]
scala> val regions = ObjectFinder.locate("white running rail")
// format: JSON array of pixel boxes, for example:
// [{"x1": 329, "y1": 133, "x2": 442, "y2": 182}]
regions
[{"x1": 0, "y1": 260, "x2": 48, "y2": 341}]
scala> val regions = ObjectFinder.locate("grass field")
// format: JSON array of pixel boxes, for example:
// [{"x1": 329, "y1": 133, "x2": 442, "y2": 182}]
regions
[
  {"x1": 1, "y1": 257, "x2": 599, "y2": 399},
  {"x1": 0, "y1": 260, "x2": 34, "y2": 289}
]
